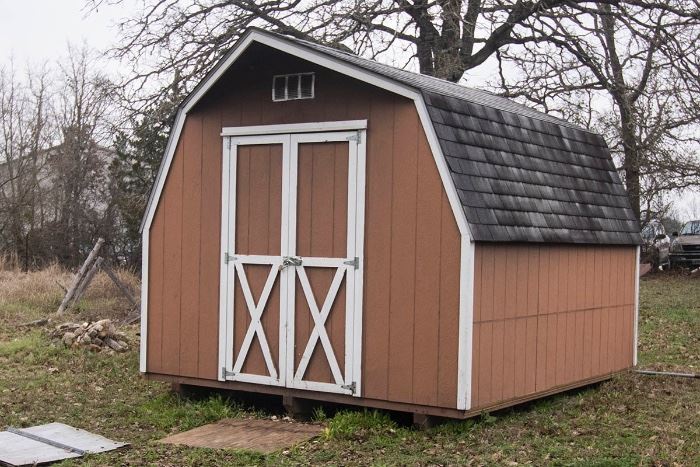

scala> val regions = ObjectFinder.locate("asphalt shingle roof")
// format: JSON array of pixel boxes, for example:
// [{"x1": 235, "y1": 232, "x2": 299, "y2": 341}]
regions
[{"x1": 281, "y1": 32, "x2": 641, "y2": 245}]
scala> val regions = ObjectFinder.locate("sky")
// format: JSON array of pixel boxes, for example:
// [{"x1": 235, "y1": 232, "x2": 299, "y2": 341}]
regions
[
  {"x1": 1, "y1": 0, "x2": 697, "y2": 220},
  {"x1": 0, "y1": 0, "x2": 131, "y2": 73}
]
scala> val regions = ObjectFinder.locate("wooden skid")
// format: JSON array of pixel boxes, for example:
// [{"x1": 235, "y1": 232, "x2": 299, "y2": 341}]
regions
[{"x1": 146, "y1": 371, "x2": 621, "y2": 419}]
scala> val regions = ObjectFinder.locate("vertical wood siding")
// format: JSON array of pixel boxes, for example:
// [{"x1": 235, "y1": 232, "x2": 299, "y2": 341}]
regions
[
  {"x1": 471, "y1": 243, "x2": 637, "y2": 410},
  {"x1": 147, "y1": 44, "x2": 461, "y2": 408},
  {"x1": 233, "y1": 144, "x2": 283, "y2": 377}
]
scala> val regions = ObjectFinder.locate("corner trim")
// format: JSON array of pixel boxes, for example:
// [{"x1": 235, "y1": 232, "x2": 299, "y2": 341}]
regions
[{"x1": 633, "y1": 245, "x2": 640, "y2": 366}]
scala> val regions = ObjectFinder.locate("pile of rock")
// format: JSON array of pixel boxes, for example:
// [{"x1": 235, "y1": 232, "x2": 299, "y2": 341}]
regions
[{"x1": 50, "y1": 319, "x2": 129, "y2": 353}]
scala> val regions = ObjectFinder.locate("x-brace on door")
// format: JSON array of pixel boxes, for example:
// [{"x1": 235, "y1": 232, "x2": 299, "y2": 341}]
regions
[{"x1": 219, "y1": 128, "x2": 366, "y2": 397}]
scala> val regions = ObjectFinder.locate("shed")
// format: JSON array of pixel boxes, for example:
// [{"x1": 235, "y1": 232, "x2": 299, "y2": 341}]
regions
[{"x1": 139, "y1": 28, "x2": 642, "y2": 419}]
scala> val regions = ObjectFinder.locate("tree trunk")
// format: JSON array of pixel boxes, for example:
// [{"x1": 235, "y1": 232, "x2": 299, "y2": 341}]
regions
[{"x1": 619, "y1": 103, "x2": 641, "y2": 220}]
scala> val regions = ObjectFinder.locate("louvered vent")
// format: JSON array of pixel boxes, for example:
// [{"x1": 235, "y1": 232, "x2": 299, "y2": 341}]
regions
[{"x1": 272, "y1": 73, "x2": 315, "y2": 101}]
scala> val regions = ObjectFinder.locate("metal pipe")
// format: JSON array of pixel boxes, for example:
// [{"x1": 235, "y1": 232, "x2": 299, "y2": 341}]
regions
[{"x1": 635, "y1": 369, "x2": 699, "y2": 379}]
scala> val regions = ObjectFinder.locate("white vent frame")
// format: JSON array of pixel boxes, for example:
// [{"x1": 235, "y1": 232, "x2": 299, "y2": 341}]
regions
[{"x1": 272, "y1": 72, "x2": 315, "y2": 102}]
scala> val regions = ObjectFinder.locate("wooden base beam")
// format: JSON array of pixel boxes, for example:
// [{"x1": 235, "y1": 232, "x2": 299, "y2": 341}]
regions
[{"x1": 144, "y1": 371, "x2": 622, "y2": 419}]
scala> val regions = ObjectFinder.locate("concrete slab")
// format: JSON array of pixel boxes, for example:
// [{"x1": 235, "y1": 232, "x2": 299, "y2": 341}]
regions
[{"x1": 158, "y1": 418, "x2": 322, "y2": 454}]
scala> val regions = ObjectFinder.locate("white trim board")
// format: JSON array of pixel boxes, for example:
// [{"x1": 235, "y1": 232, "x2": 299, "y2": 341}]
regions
[
  {"x1": 138, "y1": 29, "x2": 474, "y2": 413},
  {"x1": 633, "y1": 246, "x2": 640, "y2": 366},
  {"x1": 221, "y1": 120, "x2": 366, "y2": 136},
  {"x1": 217, "y1": 129, "x2": 365, "y2": 396}
]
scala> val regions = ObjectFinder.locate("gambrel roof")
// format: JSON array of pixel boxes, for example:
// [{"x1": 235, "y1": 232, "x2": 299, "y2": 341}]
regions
[{"x1": 143, "y1": 27, "x2": 641, "y2": 245}]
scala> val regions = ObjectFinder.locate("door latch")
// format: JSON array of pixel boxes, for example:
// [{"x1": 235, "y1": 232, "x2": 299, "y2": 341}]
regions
[{"x1": 279, "y1": 256, "x2": 302, "y2": 270}]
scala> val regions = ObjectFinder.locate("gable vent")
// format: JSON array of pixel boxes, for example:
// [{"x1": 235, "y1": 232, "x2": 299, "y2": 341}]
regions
[{"x1": 272, "y1": 73, "x2": 315, "y2": 102}]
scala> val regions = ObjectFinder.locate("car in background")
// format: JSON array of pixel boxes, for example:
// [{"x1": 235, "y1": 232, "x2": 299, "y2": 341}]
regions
[
  {"x1": 669, "y1": 220, "x2": 700, "y2": 269},
  {"x1": 641, "y1": 220, "x2": 671, "y2": 270}
]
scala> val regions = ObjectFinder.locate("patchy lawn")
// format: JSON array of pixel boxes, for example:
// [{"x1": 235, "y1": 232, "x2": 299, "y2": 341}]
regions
[{"x1": 0, "y1": 268, "x2": 698, "y2": 465}]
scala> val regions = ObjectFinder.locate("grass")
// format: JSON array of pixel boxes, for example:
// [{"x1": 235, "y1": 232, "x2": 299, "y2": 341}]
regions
[{"x1": 0, "y1": 266, "x2": 698, "y2": 465}]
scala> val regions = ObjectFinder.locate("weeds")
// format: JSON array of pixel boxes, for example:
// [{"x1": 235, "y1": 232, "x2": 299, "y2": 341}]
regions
[
  {"x1": 323, "y1": 410, "x2": 396, "y2": 440},
  {"x1": 139, "y1": 394, "x2": 242, "y2": 432}
]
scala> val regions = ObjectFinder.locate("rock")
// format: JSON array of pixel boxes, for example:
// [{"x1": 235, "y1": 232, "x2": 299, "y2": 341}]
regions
[
  {"x1": 104, "y1": 337, "x2": 123, "y2": 352},
  {"x1": 50, "y1": 319, "x2": 126, "y2": 354},
  {"x1": 62, "y1": 332, "x2": 76, "y2": 346}
]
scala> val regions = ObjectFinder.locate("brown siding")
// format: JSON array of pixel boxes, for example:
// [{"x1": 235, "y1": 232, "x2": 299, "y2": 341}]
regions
[
  {"x1": 471, "y1": 243, "x2": 637, "y2": 410},
  {"x1": 147, "y1": 44, "x2": 461, "y2": 408}
]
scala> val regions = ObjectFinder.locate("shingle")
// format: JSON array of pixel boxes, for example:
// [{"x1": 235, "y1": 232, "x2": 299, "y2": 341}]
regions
[{"x1": 268, "y1": 32, "x2": 642, "y2": 246}]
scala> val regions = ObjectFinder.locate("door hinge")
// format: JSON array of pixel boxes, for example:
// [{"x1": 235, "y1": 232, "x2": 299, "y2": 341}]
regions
[
  {"x1": 346, "y1": 131, "x2": 362, "y2": 144},
  {"x1": 343, "y1": 257, "x2": 359, "y2": 269},
  {"x1": 221, "y1": 367, "x2": 235, "y2": 379},
  {"x1": 224, "y1": 253, "x2": 236, "y2": 264},
  {"x1": 341, "y1": 382, "x2": 356, "y2": 393}
]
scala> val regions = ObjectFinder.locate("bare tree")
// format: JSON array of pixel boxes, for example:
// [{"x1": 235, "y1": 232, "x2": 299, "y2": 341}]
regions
[
  {"x1": 492, "y1": 2, "x2": 700, "y2": 221},
  {"x1": 0, "y1": 64, "x2": 53, "y2": 269},
  {"x1": 0, "y1": 46, "x2": 121, "y2": 268},
  {"x1": 93, "y1": 0, "x2": 700, "y2": 221},
  {"x1": 50, "y1": 45, "x2": 117, "y2": 265},
  {"x1": 93, "y1": 1, "x2": 698, "y2": 109}
]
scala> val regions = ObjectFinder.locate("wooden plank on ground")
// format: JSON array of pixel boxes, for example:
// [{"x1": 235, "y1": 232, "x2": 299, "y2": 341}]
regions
[{"x1": 158, "y1": 418, "x2": 322, "y2": 454}]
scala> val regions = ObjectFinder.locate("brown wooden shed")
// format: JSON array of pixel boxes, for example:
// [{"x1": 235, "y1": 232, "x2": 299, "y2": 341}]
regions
[{"x1": 139, "y1": 28, "x2": 642, "y2": 419}]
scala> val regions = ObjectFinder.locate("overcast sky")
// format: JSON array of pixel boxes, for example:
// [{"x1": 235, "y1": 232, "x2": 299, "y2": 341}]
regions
[
  {"x1": 0, "y1": 0, "x2": 129, "y2": 72},
  {"x1": 1, "y1": 0, "x2": 697, "y2": 220}
]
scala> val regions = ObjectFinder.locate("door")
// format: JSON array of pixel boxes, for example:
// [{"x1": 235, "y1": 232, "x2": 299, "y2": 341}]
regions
[{"x1": 219, "y1": 129, "x2": 366, "y2": 397}]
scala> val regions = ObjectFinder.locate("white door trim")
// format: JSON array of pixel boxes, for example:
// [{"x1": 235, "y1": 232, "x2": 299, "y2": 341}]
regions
[
  {"x1": 285, "y1": 130, "x2": 365, "y2": 396},
  {"x1": 218, "y1": 134, "x2": 290, "y2": 384},
  {"x1": 222, "y1": 120, "x2": 367, "y2": 137},
  {"x1": 217, "y1": 127, "x2": 366, "y2": 397}
]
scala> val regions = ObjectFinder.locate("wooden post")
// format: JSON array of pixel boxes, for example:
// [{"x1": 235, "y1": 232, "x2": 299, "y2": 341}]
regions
[
  {"x1": 57, "y1": 238, "x2": 105, "y2": 314},
  {"x1": 412, "y1": 413, "x2": 442, "y2": 429},
  {"x1": 69, "y1": 257, "x2": 104, "y2": 308},
  {"x1": 102, "y1": 263, "x2": 138, "y2": 308},
  {"x1": 282, "y1": 395, "x2": 314, "y2": 420}
]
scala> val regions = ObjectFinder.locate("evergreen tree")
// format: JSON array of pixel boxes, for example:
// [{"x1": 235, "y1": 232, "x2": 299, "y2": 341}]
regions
[{"x1": 110, "y1": 94, "x2": 179, "y2": 268}]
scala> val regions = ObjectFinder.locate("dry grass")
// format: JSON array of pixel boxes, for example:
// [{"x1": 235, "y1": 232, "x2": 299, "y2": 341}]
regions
[{"x1": 0, "y1": 259, "x2": 140, "y2": 335}]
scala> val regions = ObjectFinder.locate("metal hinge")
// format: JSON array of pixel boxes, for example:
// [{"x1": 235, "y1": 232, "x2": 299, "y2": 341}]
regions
[
  {"x1": 343, "y1": 257, "x2": 359, "y2": 269},
  {"x1": 224, "y1": 253, "x2": 236, "y2": 264},
  {"x1": 221, "y1": 367, "x2": 235, "y2": 379},
  {"x1": 346, "y1": 131, "x2": 362, "y2": 144},
  {"x1": 341, "y1": 382, "x2": 356, "y2": 393}
]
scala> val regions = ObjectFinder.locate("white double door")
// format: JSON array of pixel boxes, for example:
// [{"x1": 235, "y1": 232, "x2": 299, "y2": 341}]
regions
[{"x1": 219, "y1": 129, "x2": 365, "y2": 396}]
